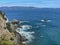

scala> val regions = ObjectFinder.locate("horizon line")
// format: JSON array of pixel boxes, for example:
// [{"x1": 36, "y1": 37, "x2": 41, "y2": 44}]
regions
[{"x1": 0, "y1": 5, "x2": 60, "y2": 8}]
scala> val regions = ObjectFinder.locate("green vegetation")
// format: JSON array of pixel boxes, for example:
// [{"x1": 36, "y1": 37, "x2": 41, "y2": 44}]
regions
[
  {"x1": 6, "y1": 23, "x2": 12, "y2": 32},
  {"x1": 0, "y1": 35, "x2": 25, "y2": 45},
  {"x1": 0, "y1": 10, "x2": 26, "y2": 45},
  {"x1": 6, "y1": 23, "x2": 17, "y2": 36},
  {"x1": 0, "y1": 10, "x2": 7, "y2": 20},
  {"x1": 0, "y1": 41, "x2": 14, "y2": 45},
  {"x1": 0, "y1": 34, "x2": 13, "y2": 45}
]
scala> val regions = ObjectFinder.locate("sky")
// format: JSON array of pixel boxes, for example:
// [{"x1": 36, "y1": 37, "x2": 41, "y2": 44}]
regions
[{"x1": 0, "y1": 0, "x2": 60, "y2": 8}]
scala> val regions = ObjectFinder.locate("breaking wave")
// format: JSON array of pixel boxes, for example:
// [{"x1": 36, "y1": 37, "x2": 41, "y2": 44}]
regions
[{"x1": 16, "y1": 25, "x2": 35, "y2": 44}]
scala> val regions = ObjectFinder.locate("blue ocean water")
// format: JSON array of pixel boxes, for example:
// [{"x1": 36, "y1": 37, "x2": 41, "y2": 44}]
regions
[{"x1": 0, "y1": 7, "x2": 60, "y2": 45}]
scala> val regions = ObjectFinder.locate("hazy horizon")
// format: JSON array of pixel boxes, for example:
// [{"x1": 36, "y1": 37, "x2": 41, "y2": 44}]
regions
[{"x1": 0, "y1": 0, "x2": 60, "y2": 8}]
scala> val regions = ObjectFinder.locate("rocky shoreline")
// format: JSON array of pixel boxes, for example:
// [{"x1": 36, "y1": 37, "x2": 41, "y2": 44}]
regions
[
  {"x1": 0, "y1": 10, "x2": 34, "y2": 45},
  {"x1": 0, "y1": 11, "x2": 28, "y2": 45}
]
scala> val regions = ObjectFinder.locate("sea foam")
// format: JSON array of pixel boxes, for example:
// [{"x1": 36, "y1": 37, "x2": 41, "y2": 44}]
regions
[{"x1": 16, "y1": 25, "x2": 35, "y2": 44}]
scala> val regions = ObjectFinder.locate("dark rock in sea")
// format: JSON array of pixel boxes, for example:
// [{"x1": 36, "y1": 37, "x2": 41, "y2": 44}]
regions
[{"x1": 16, "y1": 33, "x2": 28, "y2": 44}]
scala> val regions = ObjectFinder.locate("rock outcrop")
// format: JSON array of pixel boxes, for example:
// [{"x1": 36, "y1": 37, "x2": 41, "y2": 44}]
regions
[
  {"x1": 0, "y1": 11, "x2": 27, "y2": 45},
  {"x1": 0, "y1": 11, "x2": 17, "y2": 45},
  {"x1": 0, "y1": 11, "x2": 13, "y2": 40}
]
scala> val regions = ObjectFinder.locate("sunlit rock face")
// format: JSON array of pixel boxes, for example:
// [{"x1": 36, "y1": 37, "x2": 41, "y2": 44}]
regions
[
  {"x1": 0, "y1": 11, "x2": 9, "y2": 29},
  {"x1": 0, "y1": 15, "x2": 6, "y2": 29},
  {"x1": 0, "y1": 11, "x2": 13, "y2": 42},
  {"x1": 4, "y1": 15, "x2": 9, "y2": 23}
]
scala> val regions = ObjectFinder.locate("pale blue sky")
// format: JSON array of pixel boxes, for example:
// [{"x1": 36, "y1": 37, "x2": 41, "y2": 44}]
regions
[{"x1": 0, "y1": 0, "x2": 60, "y2": 8}]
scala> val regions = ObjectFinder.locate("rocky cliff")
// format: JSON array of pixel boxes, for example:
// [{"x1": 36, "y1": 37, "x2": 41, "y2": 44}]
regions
[
  {"x1": 0, "y1": 11, "x2": 12, "y2": 39},
  {"x1": 0, "y1": 11, "x2": 26, "y2": 45}
]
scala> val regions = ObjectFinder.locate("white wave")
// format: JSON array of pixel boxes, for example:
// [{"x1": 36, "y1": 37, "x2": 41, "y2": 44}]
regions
[
  {"x1": 41, "y1": 20, "x2": 52, "y2": 22},
  {"x1": 21, "y1": 25, "x2": 32, "y2": 30},
  {"x1": 16, "y1": 25, "x2": 35, "y2": 44},
  {"x1": 19, "y1": 21, "x2": 29, "y2": 24},
  {"x1": 40, "y1": 36, "x2": 44, "y2": 38},
  {"x1": 41, "y1": 25, "x2": 46, "y2": 27}
]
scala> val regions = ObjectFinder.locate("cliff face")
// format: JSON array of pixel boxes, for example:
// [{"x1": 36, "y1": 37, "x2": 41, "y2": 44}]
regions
[
  {"x1": 0, "y1": 12, "x2": 12, "y2": 38},
  {"x1": 0, "y1": 11, "x2": 26, "y2": 45},
  {"x1": 0, "y1": 11, "x2": 16, "y2": 45}
]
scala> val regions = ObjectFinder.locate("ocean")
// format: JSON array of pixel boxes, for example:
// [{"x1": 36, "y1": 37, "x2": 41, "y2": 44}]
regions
[{"x1": 0, "y1": 7, "x2": 60, "y2": 45}]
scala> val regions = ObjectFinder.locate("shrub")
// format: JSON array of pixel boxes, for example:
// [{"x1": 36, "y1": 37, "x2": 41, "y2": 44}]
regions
[
  {"x1": 0, "y1": 10, "x2": 7, "y2": 20},
  {"x1": 6, "y1": 23, "x2": 12, "y2": 32},
  {"x1": 10, "y1": 37, "x2": 14, "y2": 41},
  {"x1": 0, "y1": 41, "x2": 13, "y2": 45}
]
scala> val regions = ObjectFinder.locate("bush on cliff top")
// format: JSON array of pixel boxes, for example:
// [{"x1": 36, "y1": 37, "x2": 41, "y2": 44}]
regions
[
  {"x1": 0, "y1": 10, "x2": 7, "y2": 20},
  {"x1": 6, "y1": 23, "x2": 12, "y2": 32}
]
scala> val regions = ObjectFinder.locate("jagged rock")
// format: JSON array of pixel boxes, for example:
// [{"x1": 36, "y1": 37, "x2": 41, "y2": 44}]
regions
[
  {"x1": 0, "y1": 11, "x2": 14, "y2": 44},
  {"x1": 0, "y1": 11, "x2": 28, "y2": 45},
  {"x1": 11, "y1": 19, "x2": 19, "y2": 24}
]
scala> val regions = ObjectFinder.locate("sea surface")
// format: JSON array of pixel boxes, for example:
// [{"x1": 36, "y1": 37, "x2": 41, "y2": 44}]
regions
[{"x1": 0, "y1": 7, "x2": 60, "y2": 45}]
